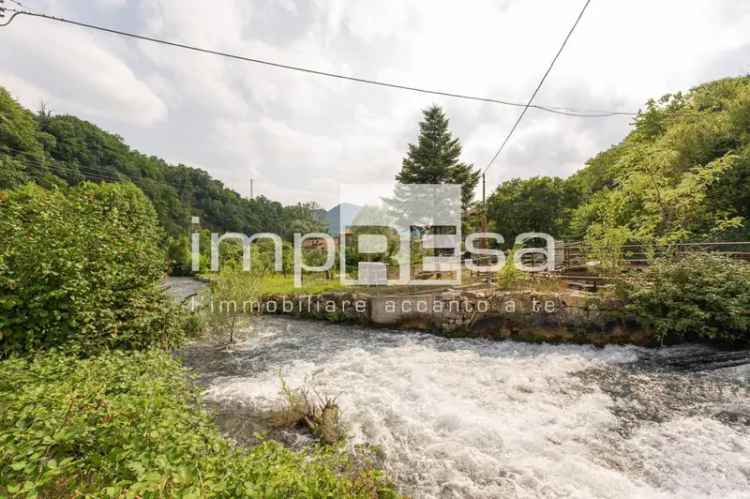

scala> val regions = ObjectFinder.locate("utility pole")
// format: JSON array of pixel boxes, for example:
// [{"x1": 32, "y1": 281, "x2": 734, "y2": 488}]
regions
[
  {"x1": 250, "y1": 178, "x2": 254, "y2": 199},
  {"x1": 481, "y1": 173, "x2": 487, "y2": 248}
]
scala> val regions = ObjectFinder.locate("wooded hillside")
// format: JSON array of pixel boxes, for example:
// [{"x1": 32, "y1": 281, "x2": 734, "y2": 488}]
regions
[
  {"x1": 0, "y1": 87, "x2": 322, "y2": 239},
  {"x1": 490, "y1": 76, "x2": 750, "y2": 245}
]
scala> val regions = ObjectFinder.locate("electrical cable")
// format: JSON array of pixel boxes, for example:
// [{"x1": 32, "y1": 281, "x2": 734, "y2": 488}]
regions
[
  {"x1": 0, "y1": 9, "x2": 635, "y2": 118},
  {"x1": 484, "y1": 0, "x2": 593, "y2": 173}
]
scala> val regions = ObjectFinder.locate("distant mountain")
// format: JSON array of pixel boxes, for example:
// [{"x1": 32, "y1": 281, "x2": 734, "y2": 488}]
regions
[
  {"x1": 326, "y1": 203, "x2": 362, "y2": 235},
  {"x1": 310, "y1": 208, "x2": 329, "y2": 230}
]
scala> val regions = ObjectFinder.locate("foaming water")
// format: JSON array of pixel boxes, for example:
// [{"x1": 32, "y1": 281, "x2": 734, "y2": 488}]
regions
[{"x1": 185, "y1": 317, "x2": 750, "y2": 498}]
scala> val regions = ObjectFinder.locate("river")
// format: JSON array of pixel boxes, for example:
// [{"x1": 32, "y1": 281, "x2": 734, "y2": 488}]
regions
[{"x1": 167, "y1": 278, "x2": 750, "y2": 498}]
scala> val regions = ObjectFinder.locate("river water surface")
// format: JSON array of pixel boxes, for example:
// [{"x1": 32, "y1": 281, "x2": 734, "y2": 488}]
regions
[
  {"x1": 177, "y1": 316, "x2": 749, "y2": 498},
  {"x1": 168, "y1": 279, "x2": 750, "y2": 498}
]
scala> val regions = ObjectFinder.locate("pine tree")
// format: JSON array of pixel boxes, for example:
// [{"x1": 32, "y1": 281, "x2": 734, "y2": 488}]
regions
[{"x1": 395, "y1": 105, "x2": 479, "y2": 212}]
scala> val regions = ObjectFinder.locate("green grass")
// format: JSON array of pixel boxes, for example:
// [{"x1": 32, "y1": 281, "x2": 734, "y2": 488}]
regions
[
  {"x1": 256, "y1": 274, "x2": 346, "y2": 296},
  {"x1": 198, "y1": 272, "x2": 346, "y2": 296}
]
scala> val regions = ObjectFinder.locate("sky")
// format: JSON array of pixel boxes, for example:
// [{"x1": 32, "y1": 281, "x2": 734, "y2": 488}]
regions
[{"x1": 1, "y1": 0, "x2": 749, "y2": 208}]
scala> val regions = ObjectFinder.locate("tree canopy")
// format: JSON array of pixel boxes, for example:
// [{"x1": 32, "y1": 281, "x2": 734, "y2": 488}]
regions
[
  {"x1": 488, "y1": 176, "x2": 579, "y2": 244},
  {"x1": 487, "y1": 75, "x2": 750, "y2": 245},
  {"x1": 0, "y1": 86, "x2": 323, "y2": 240},
  {"x1": 395, "y1": 105, "x2": 480, "y2": 213}
]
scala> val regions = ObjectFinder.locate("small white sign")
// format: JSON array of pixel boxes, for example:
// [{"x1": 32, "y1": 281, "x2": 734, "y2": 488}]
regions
[{"x1": 358, "y1": 261, "x2": 388, "y2": 285}]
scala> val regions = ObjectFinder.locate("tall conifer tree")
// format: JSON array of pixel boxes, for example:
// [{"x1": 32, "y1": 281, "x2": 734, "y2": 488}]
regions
[{"x1": 395, "y1": 105, "x2": 480, "y2": 212}]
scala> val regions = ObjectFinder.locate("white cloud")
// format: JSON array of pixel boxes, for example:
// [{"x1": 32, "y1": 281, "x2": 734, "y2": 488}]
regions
[
  {"x1": 0, "y1": 13, "x2": 166, "y2": 126},
  {"x1": 1, "y1": 0, "x2": 749, "y2": 207}
]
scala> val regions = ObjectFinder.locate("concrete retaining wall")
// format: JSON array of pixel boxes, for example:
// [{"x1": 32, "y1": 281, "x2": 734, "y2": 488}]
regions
[{"x1": 261, "y1": 288, "x2": 652, "y2": 346}]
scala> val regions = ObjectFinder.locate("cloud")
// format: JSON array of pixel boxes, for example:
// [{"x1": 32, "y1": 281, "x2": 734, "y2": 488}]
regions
[
  {"x1": 1, "y1": 0, "x2": 748, "y2": 208},
  {"x1": 0, "y1": 13, "x2": 166, "y2": 126}
]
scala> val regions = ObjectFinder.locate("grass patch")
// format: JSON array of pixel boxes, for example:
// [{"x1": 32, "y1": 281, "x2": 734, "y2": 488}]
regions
[
  {"x1": 270, "y1": 377, "x2": 345, "y2": 445},
  {"x1": 0, "y1": 350, "x2": 397, "y2": 498},
  {"x1": 198, "y1": 273, "x2": 345, "y2": 297},
  {"x1": 258, "y1": 274, "x2": 346, "y2": 296}
]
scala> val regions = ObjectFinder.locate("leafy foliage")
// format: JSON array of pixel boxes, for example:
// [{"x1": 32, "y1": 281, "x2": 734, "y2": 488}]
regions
[
  {"x1": 585, "y1": 226, "x2": 631, "y2": 275},
  {"x1": 205, "y1": 264, "x2": 262, "y2": 344},
  {"x1": 488, "y1": 176, "x2": 579, "y2": 245},
  {"x1": 584, "y1": 215, "x2": 633, "y2": 275},
  {"x1": 573, "y1": 77, "x2": 750, "y2": 243},
  {"x1": 272, "y1": 377, "x2": 344, "y2": 445},
  {"x1": 0, "y1": 182, "x2": 184, "y2": 357},
  {"x1": 622, "y1": 253, "x2": 750, "y2": 343},
  {"x1": 496, "y1": 247, "x2": 525, "y2": 289},
  {"x1": 0, "y1": 350, "x2": 397, "y2": 498},
  {"x1": 488, "y1": 76, "x2": 750, "y2": 245}
]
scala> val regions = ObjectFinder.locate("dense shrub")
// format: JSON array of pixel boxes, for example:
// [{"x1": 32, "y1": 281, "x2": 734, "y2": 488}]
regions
[
  {"x1": 623, "y1": 253, "x2": 750, "y2": 343},
  {"x1": 0, "y1": 182, "x2": 184, "y2": 357},
  {"x1": 205, "y1": 264, "x2": 262, "y2": 344},
  {"x1": 0, "y1": 350, "x2": 396, "y2": 498}
]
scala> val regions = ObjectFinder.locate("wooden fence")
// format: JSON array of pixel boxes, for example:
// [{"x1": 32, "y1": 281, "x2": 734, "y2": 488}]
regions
[{"x1": 557, "y1": 240, "x2": 750, "y2": 270}]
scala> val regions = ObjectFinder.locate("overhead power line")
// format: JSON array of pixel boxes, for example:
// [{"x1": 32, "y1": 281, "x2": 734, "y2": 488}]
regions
[
  {"x1": 0, "y1": 9, "x2": 636, "y2": 118},
  {"x1": 484, "y1": 0, "x2": 593, "y2": 174},
  {"x1": 0, "y1": 2, "x2": 29, "y2": 19}
]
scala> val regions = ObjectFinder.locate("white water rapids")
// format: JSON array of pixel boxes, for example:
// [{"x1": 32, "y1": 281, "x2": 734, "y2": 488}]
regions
[{"x1": 181, "y1": 316, "x2": 750, "y2": 498}]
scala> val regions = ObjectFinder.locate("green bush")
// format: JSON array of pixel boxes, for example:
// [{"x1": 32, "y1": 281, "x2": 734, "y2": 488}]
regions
[
  {"x1": 623, "y1": 253, "x2": 750, "y2": 343},
  {"x1": 0, "y1": 350, "x2": 396, "y2": 498},
  {"x1": 495, "y1": 246, "x2": 526, "y2": 289},
  {"x1": 0, "y1": 182, "x2": 184, "y2": 357},
  {"x1": 585, "y1": 223, "x2": 631, "y2": 275},
  {"x1": 166, "y1": 235, "x2": 193, "y2": 276},
  {"x1": 205, "y1": 264, "x2": 262, "y2": 344}
]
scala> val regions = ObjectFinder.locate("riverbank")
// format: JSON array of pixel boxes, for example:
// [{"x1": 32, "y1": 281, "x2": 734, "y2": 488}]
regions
[
  {"x1": 252, "y1": 287, "x2": 653, "y2": 346},
  {"x1": 167, "y1": 279, "x2": 750, "y2": 497},
  {"x1": 171, "y1": 276, "x2": 653, "y2": 346},
  {"x1": 0, "y1": 348, "x2": 398, "y2": 498}
]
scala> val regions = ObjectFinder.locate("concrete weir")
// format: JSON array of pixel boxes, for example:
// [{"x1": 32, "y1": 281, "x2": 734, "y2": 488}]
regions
[{"x1": 261, "y1": 288, "x2": 652, "y2": 346}]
